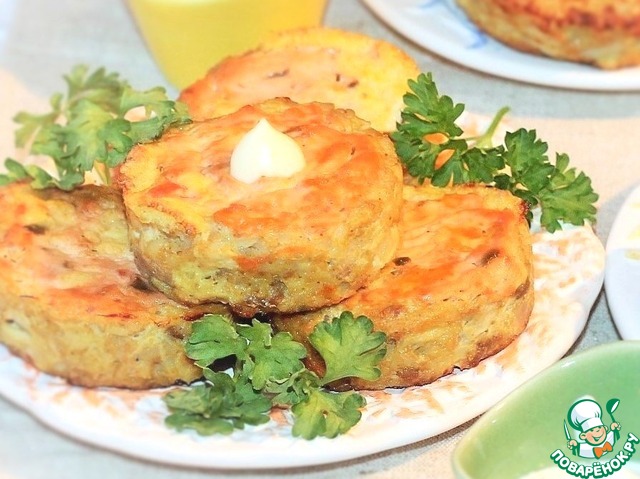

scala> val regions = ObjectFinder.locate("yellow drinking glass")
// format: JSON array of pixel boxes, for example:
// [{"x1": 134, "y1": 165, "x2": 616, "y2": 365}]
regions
[{"x1": 128, "y1": 0, "x2": 328, "y2": 89}]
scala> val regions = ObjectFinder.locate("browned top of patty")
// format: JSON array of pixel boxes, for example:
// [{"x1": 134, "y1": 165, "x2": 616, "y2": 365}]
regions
[
  {"x1": 118, "y1": 98, "x2": 402, "y2": 245},
  {"x1": 476, "y1": 0, "x2": 640, "y2": 30},
  {"x1": 179, "y1": 27, "x2": 420, "y2": 131}
]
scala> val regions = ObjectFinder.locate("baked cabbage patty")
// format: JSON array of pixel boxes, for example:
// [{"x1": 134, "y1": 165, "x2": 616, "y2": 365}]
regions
[
  {"x1": 0, "y1": 183, "x2": 225, "y2": 389},
  {"x1": 274, "y1": 184, "x2": 534, "y2": 389},
  {"x1": 179, "y1": 27, "x2": 421, "y2": 131},
  {"x1": 456, "y1": 0, "x2": 640, "y2": 69},
  {"x1": 117, "y1": 98, "x2": 404, "y2": 317}
]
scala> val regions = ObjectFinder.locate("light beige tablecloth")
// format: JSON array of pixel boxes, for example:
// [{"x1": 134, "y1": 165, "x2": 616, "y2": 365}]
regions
[{"x1": 0, "y1": 1, "x2": 633, "y2": 478}]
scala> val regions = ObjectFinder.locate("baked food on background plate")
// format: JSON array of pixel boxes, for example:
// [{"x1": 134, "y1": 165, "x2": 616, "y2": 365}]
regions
[
  {"x1": 117, "y1": 98, "x2": 404, "y2": 317},
  {"x1": 274, "y1": 183, "x2": 534, "y2": 390},
  {"x1": 455, "y1": 0, "x2": 640, "y2": 69},
  {"x1": 0, "y1": 183, "x2": 227, "y2": 389},
  {"x1": 179, "y1": 27, "x2": 421, "y2": 131}
]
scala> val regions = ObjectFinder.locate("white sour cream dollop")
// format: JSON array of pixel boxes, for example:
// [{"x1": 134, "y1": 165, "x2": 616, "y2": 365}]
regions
[{"x1": 230, "y1": 118, "x2": 305, "y2": 183}]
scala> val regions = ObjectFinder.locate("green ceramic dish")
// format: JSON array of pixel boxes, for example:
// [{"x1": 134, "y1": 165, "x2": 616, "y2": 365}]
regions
[{"x1": 452, "y1": 340, "x2": 640, "y2": 479}]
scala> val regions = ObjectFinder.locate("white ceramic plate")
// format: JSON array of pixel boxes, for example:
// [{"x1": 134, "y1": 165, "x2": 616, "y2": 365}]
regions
[
  {"x1": 361, "y1": 0, "x2": 640, "y2": 91},
  {"x1": 0, "y1": 222, "x2": 604, "y2": 470},
  {"x1": 605, "y1": 184, "x2": 640, "y2": 340}
]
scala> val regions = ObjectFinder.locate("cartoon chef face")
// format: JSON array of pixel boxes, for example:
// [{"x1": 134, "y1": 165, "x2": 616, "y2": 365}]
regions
[
  {"x1": 568, "y1": 399, "x2": 611, "y2": 444},
  {"x1": 581, "y1": 424, "x2": 609, "y2": 446}
]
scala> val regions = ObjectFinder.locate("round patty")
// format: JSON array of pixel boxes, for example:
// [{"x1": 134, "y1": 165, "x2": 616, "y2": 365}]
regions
[
  {"x1": 273, "y1": 184, "x2": 534, "y2": 390},
  {"x1": 117, "y1": 98, "x2": 404, "y2": 316},
  {"x1": 0, "y1": 183, "x2": 226, "y2": 389},
  {"x1": 456, "y1": 0, "x2": 640, "y2": 69},
  {"x1": 179, "y1": 27, "x2": 421, "y2": 132}
]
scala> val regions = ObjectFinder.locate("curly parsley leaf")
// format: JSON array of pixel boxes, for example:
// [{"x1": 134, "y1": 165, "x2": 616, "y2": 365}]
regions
[
  {"x1": 239, "y1": 320, "x2": 308, "y2": 390},
  {"x1": 291, "y1": 389, "x2": 366, "y2": 439},
  {"x1": 164, "y1": 374, "x2": 271, "y2": 435},
  {"x1": 309, "y1": 311, "x2": 387, "y2": 385},
  {"x1": 1, "y1": 64, "x2": 190, "y2": 190},
  {"x1": 184, "y1": 314, "x2": 246, "y2": 368},
  {"x1": 163, "y1": 312, "x2": 387, "y2": 440},
  {"x1": 267, "y1": 368, "x2": 319, "y2": 408},
  {"x1": 391, "y1": 72, "x2": 598, "y2": 233},
  {"x1": 536, "y1": 153, "x2": 599, "y2": 232}
]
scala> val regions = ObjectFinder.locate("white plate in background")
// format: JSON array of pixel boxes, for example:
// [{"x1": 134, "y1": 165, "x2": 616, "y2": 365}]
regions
[{"x1": 605, "y1": 183, "x2": 640, "y2": 339}]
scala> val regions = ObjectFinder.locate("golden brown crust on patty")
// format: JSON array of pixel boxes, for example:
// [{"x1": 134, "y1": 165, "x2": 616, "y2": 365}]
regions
[
  {"x1": 273, "y1": 184, "x2": 534, "y2": 389},
  {"x1": 118, "y1": 98, "x2": 404, "y2": 316},
  {"x1": 0, "y1": 183, "x2": 225, "y2": 389},
  {"x1": 456, "y1": 0, "x2": 640, "y2": 69},
  {"x1": 179, "y1": 27, "x2": 420, "y2": 131}
]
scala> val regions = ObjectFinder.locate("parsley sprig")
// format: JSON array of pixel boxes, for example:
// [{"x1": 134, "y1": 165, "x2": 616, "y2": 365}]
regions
[
  {"x1": 0, "y1": 65, "x2": 190, "y2": 190},
  {"x1": 391, "y1": 73, "x2": 598, "y2": 232},
  {"x1": 163, "y1": 312, "x2": 386, "y2": 440}
]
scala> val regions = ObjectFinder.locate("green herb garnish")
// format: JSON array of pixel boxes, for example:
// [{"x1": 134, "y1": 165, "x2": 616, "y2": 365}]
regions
[
  {"x1": 391, "y1": 72, "x2": 598, "y2": 233},
  {"x1": 163, "y1": 312, "x2": 386, "y2": 440},
  {"x1": 0, "y1": 65, "x2": 190, "y2": 190}
]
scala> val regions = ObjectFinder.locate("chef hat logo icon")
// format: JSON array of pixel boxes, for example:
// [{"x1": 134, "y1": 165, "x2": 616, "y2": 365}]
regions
[
  {"x1": 564, "y1": 397, "x2": 621, "y2": 459},
  {"x1": 552, "y1": 397, "x2": 640, "y2": 477}
]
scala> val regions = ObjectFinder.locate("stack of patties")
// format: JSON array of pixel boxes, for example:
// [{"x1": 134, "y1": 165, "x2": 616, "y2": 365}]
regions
[
  {"x1": 177, "y1": 27, "x2": 534, "y2": 389},
  {"x1": 0, "y1": 28, "x2": 534, "y2": 392}
]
